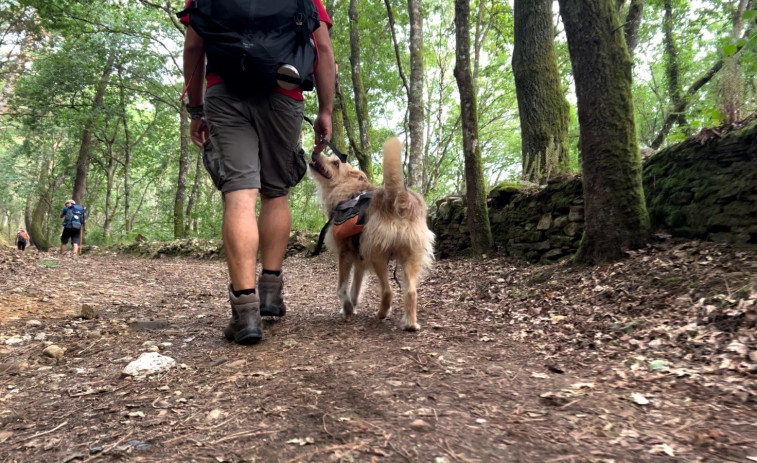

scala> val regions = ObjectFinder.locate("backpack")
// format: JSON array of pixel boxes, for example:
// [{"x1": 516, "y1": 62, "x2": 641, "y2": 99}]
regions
[
  {"x1": 331, "y1": 191, "x2": 374, "y2": 241},
  {"x1": 177, "y1": 0, "x2": 321, "y2": 92},
  {"x1": 64, "y1": 205, "x2": 86, "y2": 230},
  {"x1": 18, "y1": 231, "x2": 28, "y2": 242}
]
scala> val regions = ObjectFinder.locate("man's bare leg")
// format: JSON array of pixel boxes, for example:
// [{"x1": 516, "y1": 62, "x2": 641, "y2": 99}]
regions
[
  {"x1": 221, "y1": 188, "x2": 264, "y2": 344},
  {"x1": 258, "y1": 195, "x2": 291, "y2": 271},
  {"x1": 223, "y1": 189, "x2": 259, "y2": 291},
  {"x1": 257, "y1": 195, "x2": 291, "y2": 316}
]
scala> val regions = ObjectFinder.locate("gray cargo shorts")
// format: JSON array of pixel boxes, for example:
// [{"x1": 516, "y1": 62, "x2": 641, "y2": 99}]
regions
[{"x1": 202, "y1": 84, "x2": 308, "y2": 198}]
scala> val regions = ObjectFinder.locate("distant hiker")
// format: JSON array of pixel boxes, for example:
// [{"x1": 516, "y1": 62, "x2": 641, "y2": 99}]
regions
[
  {"x1": 15, "y1": 228, "x2": 29, "y2": 251},
  {"x1": 179, "y1": 1, "x2": 335, "y2": 345},
  {"x1": 60, "y1": 199, "x2": 86, "y2": 255}
]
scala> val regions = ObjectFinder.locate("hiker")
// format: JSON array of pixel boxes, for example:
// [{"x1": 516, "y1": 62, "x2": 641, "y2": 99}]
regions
[
  {"x1": 15, "y1": 228, "x2": 29, "y2": 251},
  {"x1": 60, "y1": 199, "x2": 86, "y2": 255},
  {"x1": 179, "y1": 1, "x2": 335, "y2": 344}
]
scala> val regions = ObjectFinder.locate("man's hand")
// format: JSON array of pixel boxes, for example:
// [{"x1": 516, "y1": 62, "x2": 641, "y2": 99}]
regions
[
  {"x1": 190, "y1": 118, "x2": 209, "y2": 148},
  {"x1": 313, "y1": 111, "x2": 332, "y2": 154}
]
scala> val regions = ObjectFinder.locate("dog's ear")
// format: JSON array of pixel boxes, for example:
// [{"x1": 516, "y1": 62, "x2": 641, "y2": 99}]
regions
[{"x1": 346, "y1": 169, "x2": 368, "y2": 184}]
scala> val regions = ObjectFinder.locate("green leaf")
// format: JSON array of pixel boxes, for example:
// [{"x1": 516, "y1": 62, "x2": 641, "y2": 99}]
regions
[
  {"x1": 649, "y1": 359, "x2": 669, "y2": 370},
  {"x1": 741, "y1": 10, "x2": 757, "y2": 21},
  {"x1": 722, "y1": 44, "x2": 738, "y2": 56},
  {"x1": 37, "y1": 259, "x2": 59, "y2": 268}
]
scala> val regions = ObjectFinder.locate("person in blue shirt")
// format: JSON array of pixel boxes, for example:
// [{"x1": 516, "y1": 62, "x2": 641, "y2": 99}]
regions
[{"x1": 60, "y1": 199, "x2": 84, "y2": 255}]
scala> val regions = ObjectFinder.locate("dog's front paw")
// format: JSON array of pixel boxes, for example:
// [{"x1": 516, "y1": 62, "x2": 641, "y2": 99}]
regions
[
  {"x1": 400, "y1": 316, "x2": 420, "y2": 332},
  {"x1": 340, "y1": 301, "x2": 354, "y2": 320}
]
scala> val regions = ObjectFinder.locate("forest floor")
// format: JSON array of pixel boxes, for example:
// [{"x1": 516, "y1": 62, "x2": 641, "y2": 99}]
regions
[{"x1": 0, "y1": 235, "x2": 756, "y2": 462}]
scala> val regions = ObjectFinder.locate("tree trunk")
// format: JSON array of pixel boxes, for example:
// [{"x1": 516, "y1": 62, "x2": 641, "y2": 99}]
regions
[
  {"x1": 348, "y1": 0, "x2": 373, "y2": 177},
  {"x1": 407, "y1": 0, "x2": 424, "y2": 190},
  {"x1": 185, "y1": 149, "x2": 202, "y2": 235},
  {"x1": 29, "y1": 157, "x2": 54, "y2": 251},
  {"x1": 558, "y1": 0, "x2": 650, "y2": 264},
  {"x1": 103, "y1": 151, "x2": 116, "y2": 244},
  {"x1": 72, "y1": 52, "x2": 115, "y2": 204},
  {"x1": 662, "y1": 0, "x2": 687, "y2": 132},
  {"x1": 332, "y1": 66, "x2": 347, "y2": 154},
  {"x1": 24, "y1": 193, "x2": 33, "y2": 238},
  {"x1": 454, "y1": 0, "x2": 493, "y2": 256},
  {"x1": 175, "y1": 103, "x2": 190, "y2": 239},
  {"x1": 335, "y1": 76, "x2": 363, "y2": 172},
  {"x1": 650, "y1": 19, "x2": 756, "y2": 149},
  {"x1": 623, "y1": 0, "x2": 644, "y2": 58},
  {"x1": 721, "y1": 0, "x2": 751, "y2": 124},
  {"x1": 513, "y1": 0, "x2": 570, "y2": 184},
  {"x1": 121, "y1": 80, "x2": 133, "y2": 234}
]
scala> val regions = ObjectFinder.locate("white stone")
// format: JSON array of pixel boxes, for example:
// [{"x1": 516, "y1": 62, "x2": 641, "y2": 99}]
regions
[{"x1": 123, "y1": 352, "x2": 177, "y2": 376}]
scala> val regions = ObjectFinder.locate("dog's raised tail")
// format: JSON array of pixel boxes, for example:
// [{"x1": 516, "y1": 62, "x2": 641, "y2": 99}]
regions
[{"x1": 383, "y1": 137, "x2": 405, "y2": 196}]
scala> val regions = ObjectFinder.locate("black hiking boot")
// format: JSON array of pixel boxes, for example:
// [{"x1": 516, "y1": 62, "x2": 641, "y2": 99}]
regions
[
  {"x1": 223, "y1": 286, "x2": 263, "y2": 345},
  {"x1": 259, "y1": 273, "x2": 287, "y2": 317}
]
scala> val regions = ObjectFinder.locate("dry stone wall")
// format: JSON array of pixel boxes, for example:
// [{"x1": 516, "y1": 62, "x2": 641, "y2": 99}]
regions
[
  {"x1": 431, "y1": 178, "x2": 585, "y2": 263},
  {"x1": 430, "y1": 121, "x2": 757, "y2": 262},
  {"x1": 643, "y1": 122, "x2": 757, "y2": 245}
]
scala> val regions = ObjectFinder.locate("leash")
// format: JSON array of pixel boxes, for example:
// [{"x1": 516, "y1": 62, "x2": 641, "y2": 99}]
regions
[
  {"x1": 302, "y1": 115, "x2": 348, "y2": 257},
  {"x1": 303, "y1": 116, "x2": 348, "y2": 163}
]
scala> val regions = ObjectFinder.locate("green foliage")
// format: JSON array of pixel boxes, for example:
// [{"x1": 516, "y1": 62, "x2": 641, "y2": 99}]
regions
[{"x1": 0, "y1": 0, "x2": 753, "y2": 243}]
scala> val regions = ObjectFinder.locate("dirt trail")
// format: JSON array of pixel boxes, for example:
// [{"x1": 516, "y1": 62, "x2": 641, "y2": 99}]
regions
[{"x1": 0, "y1": 240, "x2": 755, "y2": 462}]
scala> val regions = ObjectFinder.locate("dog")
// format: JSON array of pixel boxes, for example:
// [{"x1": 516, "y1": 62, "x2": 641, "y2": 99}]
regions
[{"x1": 309, "y1": 138, "x2": 434, "y2": 330}]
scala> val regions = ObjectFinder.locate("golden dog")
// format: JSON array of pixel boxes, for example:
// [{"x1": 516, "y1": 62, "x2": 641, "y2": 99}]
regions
[{"x1": 309, "y1": 138, "x2": 434, "y2": 330}]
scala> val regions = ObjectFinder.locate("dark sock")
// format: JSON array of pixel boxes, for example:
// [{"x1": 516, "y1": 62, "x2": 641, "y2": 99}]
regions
[
  {"x1": 262, "y1": 269, "x2": 282, "y2": 277},
  {"x1": 231, "y1": 287, "x2": 256, "y2": 297}
]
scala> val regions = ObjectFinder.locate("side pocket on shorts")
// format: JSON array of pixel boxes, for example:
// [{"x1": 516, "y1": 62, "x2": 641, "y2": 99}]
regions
[
  {"x1": 287, "y1": 147, "x2": 308, "y2": 187},
  {"x1": 202, "y1": 139, "x2": 226, "y2": 191}
]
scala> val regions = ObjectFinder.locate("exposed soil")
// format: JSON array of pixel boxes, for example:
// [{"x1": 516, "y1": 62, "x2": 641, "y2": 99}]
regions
[{"x1": 0, "y1": 236, "x2": 756, "y2": 462}]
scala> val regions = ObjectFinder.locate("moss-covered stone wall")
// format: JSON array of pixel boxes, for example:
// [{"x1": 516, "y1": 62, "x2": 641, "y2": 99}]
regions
[
  {"x1": 431, "y1": 178, "x2": 585, "y2": 263},
  {"x1": 431, "y1": 120, "x2": 757, "y2": 262},
  {"x1": 643, "y1": 122, "x2": 757, "y2": 244}
]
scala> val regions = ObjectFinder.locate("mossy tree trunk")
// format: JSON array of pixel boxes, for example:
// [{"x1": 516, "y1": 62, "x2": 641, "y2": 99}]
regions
[
  {"x1": 72, "y1": 52, "x2": 114, "y2": 204},
  {"x1": 29, "y1": 156, "x2": 59, "y2": 252},
  {"x1": 407, "y1": 0, "x2": 424, "y2": 190},
  {"x1": 454, "y1": 0, "x2": 492, "y2": 256},
  {"x1": 348, "y1": 0, "x2": 373, "y2": 178},
  {"x1": 324, "y1": 0, "x2": 345, "y2": 155},
  {"x1": 557, "y1": 0, "x2": 650, "y2": 264},
  {"x1": 661, "y1": 0, "x2": 687, "y2": 134},
  {"x1": 618, "y1": 0, "x2": 644, "y2": 59},
  {"x1": 513, "y1": 0, "x2": 570, "y2": 184},
  {"x1": 721, "y1": 0, "x2": 750, "y2": 124}
]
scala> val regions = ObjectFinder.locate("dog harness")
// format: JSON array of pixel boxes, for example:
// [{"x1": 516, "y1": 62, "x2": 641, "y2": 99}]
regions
[{"x1": 331, "y1": 191, "x2": 374, "y2": 240}]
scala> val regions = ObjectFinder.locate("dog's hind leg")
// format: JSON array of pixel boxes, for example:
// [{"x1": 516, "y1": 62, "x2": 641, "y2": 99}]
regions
[
  {"x1": 337, "y1": 253, "x2": 355, "y2": 319},
  {"x1": 349, "y1": 260, "x2": 367, "y2": 313},
  {"x1": 400, "y1": 258, "x2": 422, "y2": 331},
  {"x1": 370, "y1": 255, "x2": 393, "y2": 320}
]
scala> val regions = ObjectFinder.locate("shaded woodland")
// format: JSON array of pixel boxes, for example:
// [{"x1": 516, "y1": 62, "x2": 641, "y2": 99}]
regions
[
  {"x1": 0, "y1": 0, "x2": 754, "y2": 261},
  {"x1": 1, "y1": 2, "x2": 757, "y2": 461}
]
